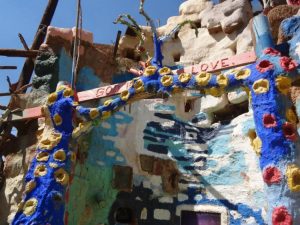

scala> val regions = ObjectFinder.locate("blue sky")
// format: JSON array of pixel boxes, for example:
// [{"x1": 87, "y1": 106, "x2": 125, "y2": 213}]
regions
[{"x1": 0, "y1": 0, "x2": 182, "y2": 107}]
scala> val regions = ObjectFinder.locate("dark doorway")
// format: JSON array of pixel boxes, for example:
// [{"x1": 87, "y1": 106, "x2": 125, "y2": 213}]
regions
[
  {"x1": 115, "y1": 207, "x2": 137, "y2": 225},
  {"x1": 181, "y1": 210, "x2": 221, "y2": 225}
]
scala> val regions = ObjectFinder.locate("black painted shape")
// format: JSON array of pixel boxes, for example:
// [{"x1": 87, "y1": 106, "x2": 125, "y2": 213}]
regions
[{"x1": 147, "y1": 144, "x2": 169, "y2": 154}]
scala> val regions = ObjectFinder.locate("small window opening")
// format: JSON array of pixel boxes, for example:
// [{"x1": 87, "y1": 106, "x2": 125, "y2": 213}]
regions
[
  {"x1": 184, "y1": 99, "x2": 195, "y2": 112},
  {"x1": 181, "y1": 211, "x2": 221, "y2": 225},
  {"x1": 173, "y1": 31, "x2": 179, "y2": 40},
  {"x1": 124, "y1": 48, "x2": 136, "y2": 60},
  {"x1": 173, "y1": 53, "x2": 181, "y2": 62},
  {"x1": 192, "y1": 20, "x2": 201, "y2": 29}
]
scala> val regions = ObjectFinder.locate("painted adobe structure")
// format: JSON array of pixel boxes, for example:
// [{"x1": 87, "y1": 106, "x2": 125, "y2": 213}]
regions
[{"x1": 1, "y1": 1, "x2": 300, "y2": 225}]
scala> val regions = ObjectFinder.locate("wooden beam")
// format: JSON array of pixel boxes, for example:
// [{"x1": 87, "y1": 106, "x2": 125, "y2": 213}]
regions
[
  {"x1": 0, "y1": 49, "x2": 39, "y2": 58},
  {"x1": 2, "y1": 51, "x2": 256, "y2": 122},
  {"x1": 16, "y1": 0, "x2": 59, "y2": 92},
  {"x1": 0, "y1": 66, "x2": 17, "y2": 70}
]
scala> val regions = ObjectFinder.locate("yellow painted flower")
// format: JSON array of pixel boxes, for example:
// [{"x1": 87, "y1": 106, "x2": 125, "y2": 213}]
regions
[
  {"x1": 178, "y1": 73, "x2": 192, "y2": 83},
  {"x1": 252, "y1": 79, "x2": 269, "y2": 94},
  {"x1": 205, "y1": 87, "x2": 223, "y2": 97},
  {"x1": 47, "y1": 93, "x2": 57, "y2": 105},
  {"x1": 53, "y1": 113, "x2": 62, "y2": 126},
  {"x1": 276, "y1": 76, "x2": 291, "y2": 95},
  {"x1": 54, "y1": 168, "x2": 69, "y2": 185},
  {"x1": 161, "y1": 75, "x2": 173, "y2": 87},
  {"x1": 103, "y1": 99, "x2": 113, "y2": 107},
  {"x1": 71, "y1": 152, "x2": 77, "y2": 162},
  {"x1": 89, "y1": 108, "x2": 99, "y2": 119},
  {"x1": 25, "y1": 180, "x2": 36, "y2": 194},
  {"x1": 36, "y1": 151, "x2": 49, "y2": 162},
  {"x1": 252, "y1": 137, "x2": 262, "y2": 155},
  {"x1": 144, "y1": 66, "x2": 157, "y2": 76},
  {"x1": 34, "y1": 164, "x2": 47, "y2": 177},
  {"x1": 23, "y1": 198, "x2": 38, "y2": 216},
  {"x1": 286, "y1": 108, "x2": 297, "y2": 124},
  {"x1": 53, "y1": 149, "x2": 66, "y2": 162},
  {"x1": 287, "y1": 164, "x2": 300, "y2": 192},
  {"x1": 39, "y1": 132, "x2": 62, "y2": 150},
  {"x1": 101, "y1": 111, "x2": 111, "y2": 120},
  {"x1": 159, "y1": 67, "x2": 172, "y2": 76},
  {"x1": 17, "y1": 201, "x2": 25, "y2": 212},
  {"x1": 120, "y1": 90, "x2": 130, "y2": 101},
  {"x1": 234, "y1": 68, "x2": 251, "y2": 80},
  {"x1": 56, "y1": 85, "x2": 67, "y2": 92},
  {"x1": 216, "y1": 74, "x2": 229, "y2": 87},
  {"x1": 134, "y1": 79, "x2": 145, "y2": 93},
  {"x1": 195, "y1": 72, "x2": 211, "y2": 86},
  {"x1": 72, "y1": 122, "x2": 92, "y2": 139}
]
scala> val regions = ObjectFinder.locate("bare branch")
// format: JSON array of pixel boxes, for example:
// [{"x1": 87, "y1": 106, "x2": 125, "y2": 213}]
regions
[
  {"x1": 159, "y1": 20, "x2": 199, "y2": 43},
  {"x1": 114, "y1": 14, "x2": 145, "y2": 46},
  {"x1": 139, "y1": 0, "x2": 157, "y2": 36}
]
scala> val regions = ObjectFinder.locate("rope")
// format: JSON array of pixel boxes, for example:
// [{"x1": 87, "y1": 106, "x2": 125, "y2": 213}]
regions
[{"x1": 71, "y1": 0, "x2": 82, "y2": 89}]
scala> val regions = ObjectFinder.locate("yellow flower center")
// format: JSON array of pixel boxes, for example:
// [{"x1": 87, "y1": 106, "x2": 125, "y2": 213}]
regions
[
  {"x1": 161, "y1": 75, "x2": 173, "y2": 87},
  {"x1": 234, "y1": 69, "x2": 251, "y2": 80},
  {"x1": 195, "y1": 72, "x2": 211, "y2": 86},
  {"x1": 216, "y1": 74, "x2": 229, "y2": 87},
  {"x1": 276, "y1": 75, "x2": 291, "y2": 95},
  {"x1": 252, "y1": 79, "x2": 269, "y2": 94},
  {"x1": 144, "y1": 66, "x2": 157, "y2": 76},
  {"x1": 178, "y1": 73, "x2": 192, "y2": 83}
]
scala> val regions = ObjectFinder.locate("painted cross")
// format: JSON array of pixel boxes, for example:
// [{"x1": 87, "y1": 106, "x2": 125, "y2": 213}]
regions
[{"x1": 12, "y1": 5, "x2": 300, "y2": 225}]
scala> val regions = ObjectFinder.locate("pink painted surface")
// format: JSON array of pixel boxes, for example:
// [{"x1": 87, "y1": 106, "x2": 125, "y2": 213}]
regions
[
  {"x1": 177, "y1": 51, "x2": 256, "y2": 74},
  {"x1": 7, "y1": 51, "x2": 256, "y2": 122}
]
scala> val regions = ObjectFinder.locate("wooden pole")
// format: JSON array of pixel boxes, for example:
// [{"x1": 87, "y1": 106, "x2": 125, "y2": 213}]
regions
[
  {"x1": 0, "y1": 66, "x2": 17, "y2": 70},
  {"x1": 0, "y1": 49, "x2": 39, "y2": 58},
  {"x1": 16, "y1": 0, "x2": 59, "y2": 92},
  {"x1": 113, "y1": 30, "x2": 122, "y2": 59}
]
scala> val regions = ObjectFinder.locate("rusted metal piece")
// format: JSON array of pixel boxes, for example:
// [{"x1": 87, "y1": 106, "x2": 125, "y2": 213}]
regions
[
  {"x1": 16, "y1": 0, "x2": 59, "y2": 92},
  {"x1": 0, "y1": 49, "x2": 40, "y2": 58},
  {"x1": 18, "y1": 33, "x2": 30, "y2": 50},
  {"x1": 0, "y1": 66, "x2": 17, "y2": 70}
]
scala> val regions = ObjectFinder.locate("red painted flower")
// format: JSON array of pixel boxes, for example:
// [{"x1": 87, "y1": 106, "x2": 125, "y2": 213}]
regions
[
  {"x1": 138, "y1": 46, "x2": 145, "y2": 52},
  {"x1": 263, "y1": 166, "x2": 282, "y2": 185},
  {"x1": 272, "y1": 206, "x2": 293, "y2": 225},
  {"x1": 280, "y1": 57, "x2": 298, "y2": 72},
  {"x1": 283, "y1": 122, "x2": 297, "y2": 141},
  {"x1": 256, "y1": 60, "x2": 274, "y2": 73},
  {"x1": 287, "y1": 0, "x2": 300, "y2": 6},
  {"x1": 263, "y1": 114, "x2": 277, "y2": 128},
  {"x1": 263, "y1": 48, "x2": 281, "y2": 56}
]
